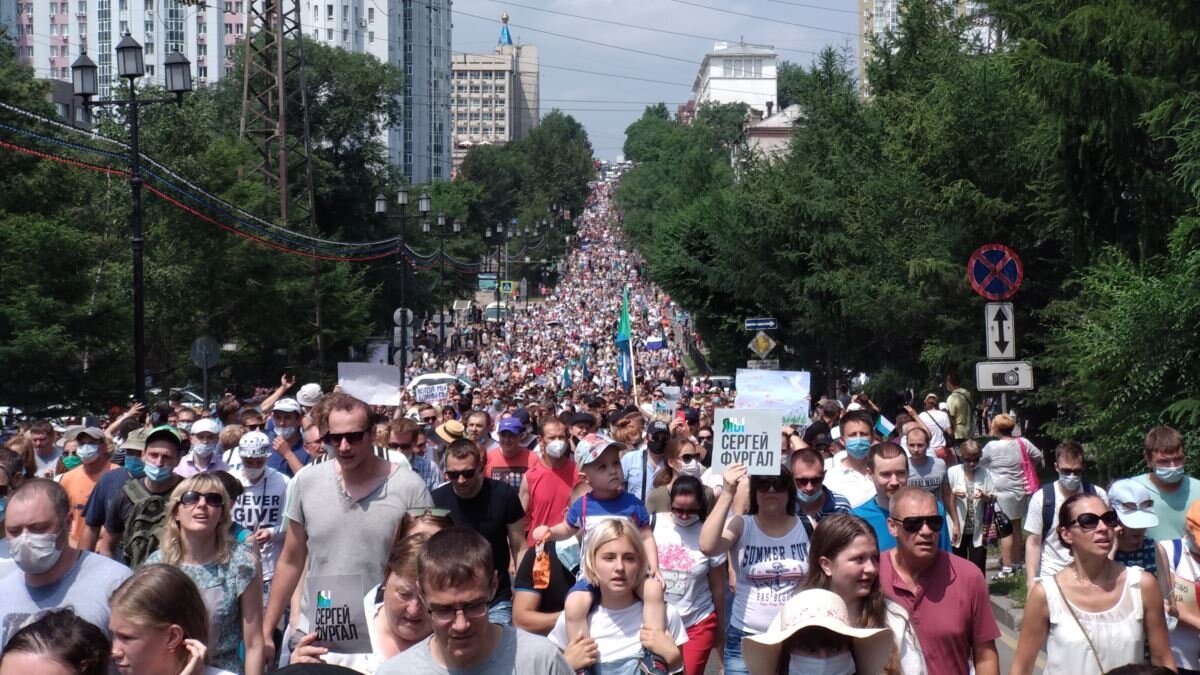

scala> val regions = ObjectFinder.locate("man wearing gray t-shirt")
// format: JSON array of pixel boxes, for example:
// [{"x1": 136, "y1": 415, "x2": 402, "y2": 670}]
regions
[
  {"x1": 377, "y1": 528, "x2": 572, "y2": 675},
  {"x1": 0, "y1": 478, "x2": 132, "y2": 645},
  {"x1": 262, "y1": 394, "x2": 433, "y2": 663}
]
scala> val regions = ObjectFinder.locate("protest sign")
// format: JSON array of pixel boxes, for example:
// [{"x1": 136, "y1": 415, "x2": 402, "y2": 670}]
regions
[
  {"x1": 305, "y1": 575, "x2": 371, "y2": 653},
  {"x1": 734, "y1": 369, "x2": 812, "y2": 427},
  {"x1": 711, "y1": 409, "x2": 783, "y2": 476},
  {"x1": 336, "y1": 362, "x2": 400, "y2": 406},
  {"x1": 415, "y1": 383, "x2": 450, "y2": 403}
]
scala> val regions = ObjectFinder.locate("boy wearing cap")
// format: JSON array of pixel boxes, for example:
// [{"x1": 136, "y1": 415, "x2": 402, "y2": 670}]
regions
[
  {"x1": 174, "y1": 417, "x2": 230, "y2": 477},
  {"x1": 1157, "y1": 499, "x2": 1200, "y2": 672},
  {"x1": 530, "y1": 434, "x2": 666, "y2": 660},
  {"x1": 231, "y1": 431, "x2": 290, "y2": 606},
  {"x1": 1109, "y1": 478, "x2": 1159, "y2": 575}
]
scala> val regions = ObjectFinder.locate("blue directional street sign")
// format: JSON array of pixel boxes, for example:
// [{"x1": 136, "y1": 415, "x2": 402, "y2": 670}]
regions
[{"x1": 745, "y1": 317, "x2": 778, "y2": 331}]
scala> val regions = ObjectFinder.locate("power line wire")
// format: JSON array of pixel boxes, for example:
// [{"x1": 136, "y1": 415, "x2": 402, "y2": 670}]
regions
[
  {"x1": 762, "y1": 0, "x2": 858, "y2": 14},
  {"x1": 661, "y1": 0, "x2": 857, "y2": 36}
]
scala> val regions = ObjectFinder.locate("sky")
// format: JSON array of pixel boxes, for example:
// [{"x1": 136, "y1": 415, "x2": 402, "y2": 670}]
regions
[{"x1": 449, "y1": 0, "x2": 860, "y2": 161}]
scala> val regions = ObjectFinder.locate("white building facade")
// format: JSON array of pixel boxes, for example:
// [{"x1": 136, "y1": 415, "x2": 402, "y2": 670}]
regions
[{"x1": 687, "y1": 41, "x2": 778, "y2": 117}]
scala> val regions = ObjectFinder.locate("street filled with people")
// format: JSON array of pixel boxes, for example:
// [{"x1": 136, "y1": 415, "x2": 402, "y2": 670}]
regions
[{"x1": 0, "y1": 181, "x2": 1194, "y2": 675}]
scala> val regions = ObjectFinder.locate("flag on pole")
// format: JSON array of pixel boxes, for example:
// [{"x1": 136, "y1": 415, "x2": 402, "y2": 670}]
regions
[
  {"x1": 581, "y1": 344, "x2": 591, "y2": 382},
  {"x1": 616, "y1": 285, "x2": 633, "y2": 392},
  {"x1": 562, "y1": 364, "x2": 572, "y2": 389}
]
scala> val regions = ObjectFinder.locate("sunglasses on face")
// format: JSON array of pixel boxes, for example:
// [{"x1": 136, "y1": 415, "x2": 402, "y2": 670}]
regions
[
  {"x1": 324, "y1": 430, "x2": 369, "y2": 446},
  {"x1": 680, "y1": 453, "x2": 700, "y2": 463},
  {"x1": 421, "y1": 417, "x2": 437, "y2": 424},
  {"x1": 389, "y1": 442, "x2": 415, "y2": 451},
  {"x1": 1066, "y1": 511, "x2": 1120, "y2": 530},
  {"x1": 890, "y1": 515, "x2": 944, "y2": 533},
  {"x1": 698, "y1": 436, "x2": 712, "y2": 442},
  {"x1": 242, "y1": 423, "x2": 263, "y2": 431},
  {"x1": 794, "y1": 476, "x2": 824, "y2": 488},
  {"x1": 445, "y1": 468, "x2": 479, "y2": 481},
  {"x1": 1057, "y1": 468, "x2": 1083, "y2": 476},
  {"x1": 427, "y1": 600, "x2": 490, "y2": 624},
  {"x1": 753, "y1": 478, "x2": 790, "y2": 493},
  {"x1": 180, "y1": 491, "x2": 225, "y2": 508},
  {"x1": 407, "y1": 507, "x2": 451, "y2": 518},
  {"x1": 671, "y1": 507, "x2": 700, "y2": 517}
]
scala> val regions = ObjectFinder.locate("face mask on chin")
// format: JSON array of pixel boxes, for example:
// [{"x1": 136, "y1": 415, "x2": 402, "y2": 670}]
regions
[{"x1": 788, "y1": 651, "x2": 855, "y2": 675}]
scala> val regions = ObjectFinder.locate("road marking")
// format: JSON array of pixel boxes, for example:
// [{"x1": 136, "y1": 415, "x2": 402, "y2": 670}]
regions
[{"x1": 998, "y1": 622, "x2": 1044, "y2": 670}]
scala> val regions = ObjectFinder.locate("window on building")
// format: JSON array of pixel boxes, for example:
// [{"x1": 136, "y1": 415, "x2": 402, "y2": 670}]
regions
[
  {"x1": 342, "y1": 28, "x2": 348, "y2": 41},
  {"x1": 754, "y1": 58, "x2": 762, "y2": 77},
  {"x1": 480, "y1": 71, "x2": 492, "y2": 80},
  {"x1": 224, "y1": 1, "x2": 231, "y2": 11},
  {"x1": 236, "y1": 22, "x2": 242, "y2": 33},
  {"x1": 469, "y1": 70, "x2": 480, "y2": 78},
  {"x1": 197, "y1": 43, "x2": 205, "y2": 55},
  {"x1": 146, "y1": 64, "x2": 155, "y2": 76},
  {"x1": 326, "y1": 27, "x2": 332, "y2": 39},
  {"x1": 341, "y1": 3, "x2": 346, "y2": 20},
  {"x1": 225, "y1": 45, "x2": 233, "y2": 57},
  {"x1": 367, "y1": 6, "x2": 373, "y2": 22},
  {"x1": 326, "y1": 3, "x2": 332, "y2": 19},
  {"x1": 312, "y1": 5, "x2": 318, "y2": 19},
  {"x1": 144, "y1": 40, "x2": 153, "y2": 53},
  {"x1": 368, "y1": 30, "x2": 374, "y2": 43},
  {"x1": 496, "y1": 124, "x2": 505, "y2": 135},
  {"x1": 495, "y1": 83, "x2": 505, "y2": 93},
  {"x1": 198, "y1": 65, "x2": 207, "y2": 78}
]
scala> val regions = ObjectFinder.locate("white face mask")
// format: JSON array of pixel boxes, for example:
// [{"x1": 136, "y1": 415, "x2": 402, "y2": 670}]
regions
[
  {"x1": 191, "y1": 441, "x2": 216, "y2": 458},
  {"x1": 788, "y1": 650, "x2": 855, "y2": 675},
  {"x1": 10, "y1": 531, "x2": 65, "y2": 575},
  {"x1": 671, "y1": 513, "x2": 699, "y2": 527},
  {"x1": 544, "y1": 440, "x2": 569, "y2": 459},
  {"x1": 680, "y1": 458, "x2": 705, "y2": 478},
  {"x1": 276, "y1": 426, "x2": 298, "y2": 439},
  {"x1": 77, "y1": 443, "x2": 102, "y2": 464},
  {"x1": 243, "y1": 465, "x2": 265, "y2": 482}
]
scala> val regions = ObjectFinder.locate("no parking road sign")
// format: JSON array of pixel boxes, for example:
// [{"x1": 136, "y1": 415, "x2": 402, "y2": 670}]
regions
[{"x1": 968, "y1": 243, "x2": 1023, "y2": 301}]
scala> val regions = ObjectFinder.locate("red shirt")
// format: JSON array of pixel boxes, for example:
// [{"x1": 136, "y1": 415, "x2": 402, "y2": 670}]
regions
[
  {"x1": 879, "y1": 550, "x2": 1000, "y2": 675},
  {"x1": 523, "y1": 456, "x2": 580, "y2": 546},
  {"x1": 486, "y1": 447, "x2": 534, "y2": 492}
]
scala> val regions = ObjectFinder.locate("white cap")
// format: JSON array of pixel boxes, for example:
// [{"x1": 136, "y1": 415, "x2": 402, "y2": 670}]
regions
[
  {"x1": 274, "y1": 398, "x2": 302, "y2": 414},
  {"x1": 1108, "y1": 478, "x2": 1158, "y2": 530},
  {"x1": 191, "y1": 418, "x2": 221, "y2": 436},
  {"x1": 238, "y1": 431, "x2": 271, "y2": 458},
  {"x1": 296, "y1": 383, "x2": 323, "y2": 408}
]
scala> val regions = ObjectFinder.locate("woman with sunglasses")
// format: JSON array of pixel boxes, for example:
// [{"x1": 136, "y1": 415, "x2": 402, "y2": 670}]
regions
[
  {"x1": 651, "y1": 475, "x2": 727, "y2": 675},
  {"x1": 803, "y1": 514, "x2": 925, "y2": 675},
  {"x1": 945, "y1": 440, "x2": 995, "y2": 575},
  {"x1": 1011, "y1": 492, "x2": 1175, "y2": 674},
  {"x1": 290, "y1": 533, "x2": 434, "y2": 673},
  {"x1": 700, "y1": 463, "x2": 809, "y2": 675},
  {"x1": 644, "y1": 437, "x2": 713, "y2": 513},
  {"x1": 146, "y1": 474, "x2": 265, "y2": 675}
]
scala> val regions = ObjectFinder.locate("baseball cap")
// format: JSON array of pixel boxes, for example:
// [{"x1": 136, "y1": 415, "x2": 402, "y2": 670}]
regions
[
  {"x1": 574, "y1": 433, "x2": 627, "y2": 467},
  {"x1": 67, "y1": 426, "x2": 105, "y2": 443},
  {"x1": 498, "y1": 417, "x2": 523, "y2": 435},
  {"x1": 608, "y1": 406, "x2": 640, "y2": 426},
  {"x1": 570, "y1": 412, "x2": 597, "y2": 427},
  {"x1": 647, "y1": 420, "x2": 669, "y2": 437},
  {"x1": 296, "y1": 383, "x2": 323, "y2": 408},
  {"x1": 273, "y1": 398, "x2": 302, "y2": 414},
  {"x1": 238, "y1": 431, "x2": 271, "y2": 458},
  {"x1": 1109, "y1": 479, "x2": 1158, "y2": 530},
  {"x1": 190, "y1": 418, "x2": 221, "y2": 437},
  {"x1": 120, "y1": 427, "x2": 150, "y2": 452},
  {"x1": 145, "y1": 425, "x2": 182, "y2": 450}
]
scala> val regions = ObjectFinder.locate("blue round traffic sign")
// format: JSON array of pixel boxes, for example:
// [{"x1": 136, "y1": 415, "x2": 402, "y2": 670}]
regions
[{"x1": 968, "y1": 244, "x2": 1023, "y2": 300}]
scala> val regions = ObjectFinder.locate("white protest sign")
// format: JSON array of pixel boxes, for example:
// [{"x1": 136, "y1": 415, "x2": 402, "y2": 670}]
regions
[
  {"x1": 305, "y1": 575, "x2": 371, "y2": 653},
  {"x1": 711, "y1": 408, "x2": 783, "y2": 476},
  {"x1": 415, "y1": 383, "x2": 449, "y2": 403},
  {"x1": 336, "y1": 362, "x2": 400, "y2": 406},
  {"x1": 734, "y1": 369, "x2": 812, "y2": 427}
]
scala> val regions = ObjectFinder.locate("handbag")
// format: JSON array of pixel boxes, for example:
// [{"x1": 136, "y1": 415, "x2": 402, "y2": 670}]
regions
[
  {"x1": 982, "y1": 502, "x2": 1002, "y2": 548},
  {"x1": 1017, "y1": 438, "x2": 1040, "y2": 495}
]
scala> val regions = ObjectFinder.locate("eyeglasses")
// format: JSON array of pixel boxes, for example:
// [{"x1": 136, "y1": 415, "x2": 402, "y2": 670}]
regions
[
  {"x1": 671, "y1": 507, "x2": 700, "y2": 517},
  {"x1": 1114, "y1": 499, "x2": 1154, "y2": 513},
  {"x1": 445, "y1": 468, "x2": 478, "y2": 481},
  {"x1": 794, "y1": 476, "x2": 824, "y2": 488},
  {"x1": 421, "y1": 416, "x2": 438, "y2": 424},
  {"x1": 698, "y1": 436, "x2": 712, "y2": 442},
  {"x1": 427, "y1": 600, "x2": 490, "y2": 623},
  {"x1": 323, "y1": 430, "x2": 369, "y2": 446},
  {"x1": 179, "y1": 491, "x2": 225, "y2": 508},
  {"x1": 889, "y1": 515, "x2": 945, "y2": 533},
  {"x1": 243, "y1": 423, "x2": 263, "y2": 431},
  {"x1": 1065, "y1": 511, "x2": 1120, "y2": 530},
  {"x1": 680, "y1": 453, "x2": 700, "y2": 463},
  {"x1": 753, "y1": 477, "x2": 789, "y2": 493},
  {"x1": 1057, "y1": 468, "x2": 1083, "y2": 477},
  {"x1": 407, "y1": 507, "x2": 452, "y2": 518},
  {"x1": 389, "y1": 442, "x2": 415, "y2": 451}
]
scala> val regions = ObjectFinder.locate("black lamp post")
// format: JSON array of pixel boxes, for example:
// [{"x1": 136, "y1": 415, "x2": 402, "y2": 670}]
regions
[
  {"x1": 72, "y1": 36, "x2": 192, "y2": 403},
  {"x1": 486, "y1": 222, "x2": 505, "y2": 334},
  {"x1": 376, "y1": 186, "x2": 411, "y2": 385},
  {"x1": 424, "y1": 213, "x2": 459, "y2": 355}
]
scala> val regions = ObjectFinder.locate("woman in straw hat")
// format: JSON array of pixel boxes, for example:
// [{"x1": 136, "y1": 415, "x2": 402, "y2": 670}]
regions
[{"x1": 741, "y1": 588, "x2": 893, "y2": 675}]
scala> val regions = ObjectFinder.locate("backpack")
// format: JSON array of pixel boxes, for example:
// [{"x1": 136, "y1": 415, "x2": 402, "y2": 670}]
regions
[
  {"x1": 121, "y1": 477, "x2": 179, "y2": 567},
  {"x1": 1040, "y1": 480, "x2": 1096, "y2": 539}
]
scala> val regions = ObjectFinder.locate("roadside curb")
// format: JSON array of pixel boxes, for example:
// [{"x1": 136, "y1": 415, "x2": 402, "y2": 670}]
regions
[{"x1": 990, "y1": 592, "x2": 1024, "y2": 631}]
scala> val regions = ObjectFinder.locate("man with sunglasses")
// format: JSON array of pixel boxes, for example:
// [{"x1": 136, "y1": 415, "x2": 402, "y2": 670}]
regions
[
  {"x1": 851, "y1": 442, "x2": 952, "y2": 553},
  {"x1": 387, "y1": 417, "x2": 442, "y2": 493},
  {"x1": 790, "y1": 448, "x2": 850, "y2": 538},
  {"x1": 434, "y1": 438, "x2": 527, "y2": 626},
  {"x1": 262, "y1": 393, "x2": 433, "y2": 665},
  {"x1": 1023, "y1": 441, "x2": 1105, "y2": 584},
  {"x1": 376, "y1": 527, "x2": 572, "y2": 675},
  {"x1": 880, "y1": 486, "x2": 1001, "y2": 675}
]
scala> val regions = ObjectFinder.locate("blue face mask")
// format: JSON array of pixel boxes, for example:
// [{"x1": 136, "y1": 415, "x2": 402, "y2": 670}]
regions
[
  {"x1": 125, "y1": 456, "x2": 146, "y2": 479},
  {"x1": 845, "y1": 437, "x2": 871, "y2": 459},
  {"x1": 796, "y1": 488, "x2": 824, "y2": 503},
  {"x1": 0, "y1": 497, "x2": 6, "y2": 521},
  {"x1": 144, "y1": 462, "x2": 173, "y2": 482},
  {"x1": 1155, "y1": 466, "x2": 1186, "y2": 484},
  {"x1": 557, "y1": 537, "x2": 582, "y2": 573}
]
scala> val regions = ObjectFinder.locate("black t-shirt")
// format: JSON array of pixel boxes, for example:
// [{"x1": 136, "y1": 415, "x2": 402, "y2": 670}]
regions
[
  {"x1": 513, "y1": 540, "x2": 572, "y2": 615},
  {"x1": 432, "y1": 478, "x2": 525, "y2": 603},
  {"x1": 103, "y1": 475, "x2": 184, "y2": 535}
]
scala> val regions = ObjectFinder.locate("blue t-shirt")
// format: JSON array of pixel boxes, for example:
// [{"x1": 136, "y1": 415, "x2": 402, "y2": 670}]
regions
[
  {"x1": 565, "y1": 492, "x2": 651, "y2": 549},
  {"x1": 83, "y1": 467, "x2": 133, "y2": 528},
  {"x1": 850, "y1": 497, "x2": 953, "y2": 553},
  {"x1": 265, "y1": 417, "x2": 308, "y2": 477}
]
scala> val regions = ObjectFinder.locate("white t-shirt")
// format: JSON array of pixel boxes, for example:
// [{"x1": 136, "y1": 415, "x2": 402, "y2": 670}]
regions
[
  {"x1": 231, "y1": 469, "x2": 291, "y2": 580},
  {"x1": 1160, "y1": 539, "x2": 1200, "y2": 669},
  {"x1": 822, "y1": 452, "x2": 876, "y2": 508},
  {"x1": 651, "y1": 516, "x2": 726, "y2": 626},
  {"x1": 549, "y1": 602, "x2": 688, "y2": 672},
  {"x1": 919, "y1": 410, "x2": 951, "y2": 449},
  {"x1": 1023, "y1": 481, "x2": 1107, "y2": 578},
  {"x1": 0, "y1": 539, "x2": 15, "y2": 580},
  {"x1": 35, "y1": 448, "x2": 62, "y2": 478}
]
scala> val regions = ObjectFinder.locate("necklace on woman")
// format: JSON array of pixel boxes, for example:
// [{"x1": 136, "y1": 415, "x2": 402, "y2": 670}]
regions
[{"x1": 1072, "y1": 561, "x2": 1114, "y2": 589}]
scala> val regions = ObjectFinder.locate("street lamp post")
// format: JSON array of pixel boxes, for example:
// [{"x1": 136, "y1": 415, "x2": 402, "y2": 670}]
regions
[
  {"x1": 375, "y1": 186, "x2": 411, "y2": 386},
  {"x1": 72, "y1": 36, "x2": 192, "y2": 403},
  {"x1": 486, "y1": 222, "x2": 504, "y2": 336},
  {"x1": 423, "y1": 213, "x2": 459, "y2": 355}
]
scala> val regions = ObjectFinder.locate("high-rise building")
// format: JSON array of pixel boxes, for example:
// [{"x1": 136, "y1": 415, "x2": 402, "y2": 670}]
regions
[
  {"x1": 686, "y1": 41, "x2": 778, "y2": 118},
  {"x1": 449, "y1": 13, "x2": 538, "y2": 172},
  {"x1": 858, "y1": 0, "x2": 995, "y2": 92}
]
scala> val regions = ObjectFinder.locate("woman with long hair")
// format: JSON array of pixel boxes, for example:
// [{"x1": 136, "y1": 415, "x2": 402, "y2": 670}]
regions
[
  {"x1": 108, "y1": 564, "x2": 224, "y2": 675},
  {"x1": 653, "y1": 475, "x2": 727, "y2": 675},
  {"x1": 804, "y1": 513, "x2": 925, "y2": 674},
  {"x1": 290, "y1": 533, "x2": 435, "y2": 673},
  {"x1": 145, "y1": 474, "x2": 264, "y2": 675},
  {"x1": 1011, "y1": 493, "x2": 1175, "y2": 674},
  {"x1": 0, "y1": 608, "x2": 111, "y2": 675},
  {"x1": 700, "y1": 463, "x2": 809, "y2": 675},
  {"x1": 547, "y1": 518, "x2": 688, "y2": 673}
]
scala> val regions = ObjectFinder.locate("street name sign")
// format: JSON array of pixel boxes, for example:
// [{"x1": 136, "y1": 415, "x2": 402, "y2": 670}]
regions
[
  {"x1": 744, "y1": 317, "x2": 778, "y2": 331},
  {"x1": 985, "y1": 302, "x2": 1016, "y2": 359},
  {"x1": 976, "y1": 361, "x2": 1034, "y2": 391}
]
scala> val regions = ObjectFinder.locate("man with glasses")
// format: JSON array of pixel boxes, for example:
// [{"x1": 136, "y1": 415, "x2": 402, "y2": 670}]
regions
[
  {"x1": 433, "y1": 439, "x2": 527, "y2": 626},
  {"x1": 261, "y1": 393, "x2": 432, "y2": 665},
  {"x1": 1023, "y1": 441, "x2": 1105, "y2": 584},
  {"x1": 851, "y1": 442, "x2": 951, "y2": 553},
  {"x1": 790, "y1": 447, "x2": 850, "y2": 537},
  {"x1": 880, "y1": 486, "x2": 1000, "y2": 675},
  {"x1": 389, "y1": 417, "x2": 442, "y2": 492},
  {"x1": 376, "y1": 527, "x2": 572, "y2": 675}
]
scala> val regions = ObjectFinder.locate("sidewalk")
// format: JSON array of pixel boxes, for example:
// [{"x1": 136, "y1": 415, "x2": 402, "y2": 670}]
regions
[{"x1": 986, "y1": 551, "x2": 1025, "y2": 631}]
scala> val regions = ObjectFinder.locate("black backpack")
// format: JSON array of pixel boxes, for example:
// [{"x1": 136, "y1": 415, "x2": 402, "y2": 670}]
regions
[
  {"x1": 121, "y1": 477, "x2": 179, "y2": 567},
  {"x1": 1040, "y1": 480, "x2": 1097, "y2": 539}
]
